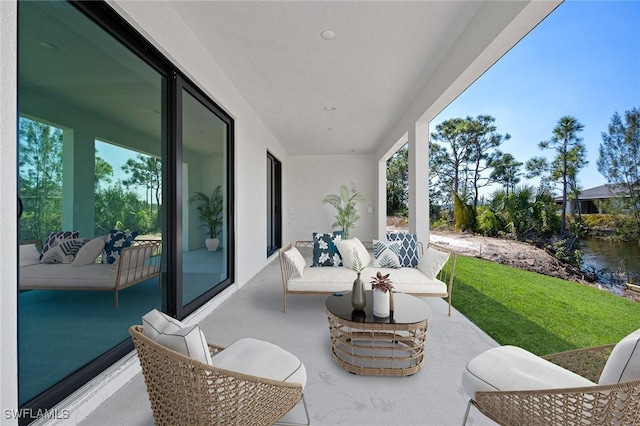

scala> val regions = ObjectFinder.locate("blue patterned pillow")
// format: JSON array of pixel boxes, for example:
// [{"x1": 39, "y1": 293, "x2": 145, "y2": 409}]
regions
[
  {"x1": 40, "y1": 231, "x2": 79, "y2": 260},
  {"x1": 103, "y1": 230, "x2": 139, "y2": 264},
  {"x1": 40, "y1": 238, "x2": 86, "y2": 264},
  {"x1": 312, "y1": 231, "x2": 343, "y2": 267},
  {"x1": 386, "y1": 232, "x2": 420, "y2": 267}
]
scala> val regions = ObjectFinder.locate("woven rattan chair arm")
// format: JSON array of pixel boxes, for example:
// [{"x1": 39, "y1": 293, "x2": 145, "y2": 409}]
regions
[
  {"x1": 541, "y1": 343, "x2": 615, "y2": 382},
  {"x1": 475, "y1": 379, "x2": 640, "y2": 426}
]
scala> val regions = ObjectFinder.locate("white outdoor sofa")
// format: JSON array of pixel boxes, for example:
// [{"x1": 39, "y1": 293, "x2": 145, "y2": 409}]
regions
[
  {"x1": 279, "y1": 240, "x2": 457, "y2": 315},
  {"x1": 20, "y1": 239, "x2": 162, "y2": 308}
]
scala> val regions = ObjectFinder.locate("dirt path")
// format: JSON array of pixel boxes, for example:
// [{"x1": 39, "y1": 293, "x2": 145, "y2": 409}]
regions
[{"x1": 429, "y1": 230, "x2": 593, "y2": 283}]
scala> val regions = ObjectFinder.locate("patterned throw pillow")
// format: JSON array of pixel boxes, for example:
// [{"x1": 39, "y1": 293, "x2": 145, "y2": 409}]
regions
[
  {"x1": 372, "y1": 239, "x2": 401, "y2": 268},
  {"x1": 103, "y1": 230, "x2": 139, "y2": 264},
  {"x1": 386, "y1": 232, "x2": 420, "y2": 267},
  {"x1": 40, "y1": 238, "x2": 86, "y2": 264},
  {"x1": 40, "y1": 231, "x2": 79, "y2": 260},
  {"x1": 312, "y1": 231, "x2": 343, "y2": 267}
]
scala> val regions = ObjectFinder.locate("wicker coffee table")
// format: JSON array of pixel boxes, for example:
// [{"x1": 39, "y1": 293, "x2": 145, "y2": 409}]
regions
[{"x1": 325, "y1": 291, "x2": 432, "y2": 376}]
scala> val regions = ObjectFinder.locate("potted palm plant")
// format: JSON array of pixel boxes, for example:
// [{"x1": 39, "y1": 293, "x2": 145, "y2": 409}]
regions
[
  {"x1": 189, "y1": 185, "x2": 223, "y2": 251},
  {"x1": 322, "y1": 184, "x2": 365, "y2": 239}
]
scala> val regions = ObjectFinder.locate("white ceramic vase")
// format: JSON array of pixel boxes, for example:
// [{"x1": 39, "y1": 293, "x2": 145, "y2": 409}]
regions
[
  {"x1": 372, "y1": 288, "x2": 390, "y2": 317},
  {"x1": 205, "y1": 238, "x2": 219, "y2": 251}
]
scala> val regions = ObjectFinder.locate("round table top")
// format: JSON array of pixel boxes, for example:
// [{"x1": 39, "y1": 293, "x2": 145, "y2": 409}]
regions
[{"x1": 325, "y1": 291, "x2": 432, "y2": 325}]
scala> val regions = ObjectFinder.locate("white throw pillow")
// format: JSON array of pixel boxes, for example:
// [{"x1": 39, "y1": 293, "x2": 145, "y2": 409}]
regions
[
  {"x1": 372, "y1": 240, "x2": 401, "y2": 268},
  {"x1": 142, "y1": 308, "x2": 184, "y2": 340},
  {"x1": 71, "y1": 235, "x2": 106, "y2": 267},
  {"x1": 283, "y1": 247, "x2": 306, "y2": 278},
  {"x1": 20, "y1": 244, "x2": 41, "y2": 267},
  {"x1": 599, "y1": 328, "x2": 640, "y2": 384},
  {"x1": 156, "y1": 324, "x2": 213, "y2": 365},
  {"x1": 417, "y1": 247, "x2": 450, "y2": 280},
  {"x1": 335, "y1": 238, "x2": 371, "y2": 270}
]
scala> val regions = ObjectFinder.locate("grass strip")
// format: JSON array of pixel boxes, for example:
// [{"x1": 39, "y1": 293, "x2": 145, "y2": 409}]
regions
[{"x1": 451, "y1": 254, "x2": 640, "y2": 355}]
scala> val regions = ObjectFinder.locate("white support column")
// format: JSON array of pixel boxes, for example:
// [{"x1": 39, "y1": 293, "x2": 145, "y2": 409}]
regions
[
  {"x1": 376, "y1": 158, "x2": 387, "y2": 240},
  {"x1": 408, "y1": 119, "x2": 430, "y2": 244}
]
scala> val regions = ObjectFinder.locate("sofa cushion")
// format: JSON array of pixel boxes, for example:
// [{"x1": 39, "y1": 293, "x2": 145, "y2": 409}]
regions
[
  {"x1": 103, "y1": 230, "x2": 139, "y2": 264},
  {"x1": 155, "y1": 324, "x2": 213, "y2": 366},
  {"x1": 40, "y1": 231, "x2": 79, "y2": 260},
  {"x1": 386, "y1": 232, "x2": 420, "y2": 267},
  {"x1": 283, "y1": 247, "x2": 306, "y2": 278},
  {"x1": 142, "y1": 309, "x2": 184, "y2": 341},
  {"x1": 372, "y1": 240, "x2": 401, "y2": 268},
  {"x1": 417, "y1": 247, "x2": 450, "y2": 280},
  {"x1": 462, "y1": 345, "x2": 595, "y2": 398},
  {"x1": 71, "y1": 235, "x2": 106, "y2": 267},
  {"x1": 40, "y1": 238, "x2": 86, "y2": 264},
  {"x1": 312, "y1": 231, "x2": 343, "y2": 267},
  {"x1": 211, "y1": 338, "x2": 306, "y2": 387},
  {"x1": 599, "y1": 328, "x2": 640, "y2": 384},
  {"x1": 287, "y1": 265, "x2": 446, "y2": 295},
  {"x1": 20, "y1": 244, "x2": 41, "y2": 267},
  {"x1": 335, "y1": 238, "x2": 371, "y2": 270}
]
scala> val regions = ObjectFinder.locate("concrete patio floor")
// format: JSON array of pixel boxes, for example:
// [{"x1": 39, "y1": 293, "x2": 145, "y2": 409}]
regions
[{"x1": 80, "y1": 256, "x2": 499, "y2": 426}]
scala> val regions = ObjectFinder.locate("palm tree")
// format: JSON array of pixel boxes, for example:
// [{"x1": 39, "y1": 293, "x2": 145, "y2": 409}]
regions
[{"x1": 322, "y1": 185, "x2": 365, "y2": 239}]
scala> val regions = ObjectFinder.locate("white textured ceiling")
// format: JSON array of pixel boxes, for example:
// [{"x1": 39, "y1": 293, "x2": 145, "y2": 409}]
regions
[
  {"x1": 170, "y1": 1, "x2": 483, "y2": 155},
  {"x1": 167, "y1": 1, "x2": 554, "y2": 156}
]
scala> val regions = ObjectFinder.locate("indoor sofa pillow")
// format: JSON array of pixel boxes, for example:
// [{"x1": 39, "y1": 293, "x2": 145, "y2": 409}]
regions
[
  {"x1": 386, "y1": 232, "x2": 420, "y2": 267},
  {"x1": 312, "y1": 231, "x2": 343, "y2": 267},
  {"x1": 372, "y1": 239, "x2": 401, "y2": 268},
  {"x1": 39, "y1": 231, "x2": 79, "y2": 260},
  {"x1": 40, "y1": 238, "x2": 86, "y2": 264},
  {"x1": 71, "y1": 235, "x2": 106, "y2": 267},
  {"x1": 103, "y1": 230, "x2": 139, "y2": 264},
  {"x1": 20, "y1": 243, "x2": 41, "y2": 267}
]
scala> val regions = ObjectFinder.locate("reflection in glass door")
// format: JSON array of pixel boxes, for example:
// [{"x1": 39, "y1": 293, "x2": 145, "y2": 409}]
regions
[{"x1": 181, "y1": 89, "x2": 229, "y2": 306}]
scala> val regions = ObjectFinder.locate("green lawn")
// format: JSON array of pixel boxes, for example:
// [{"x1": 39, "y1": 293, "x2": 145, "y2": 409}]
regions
[{"x1": 451, "y1": 255, "x2": 640, "y2": 355}]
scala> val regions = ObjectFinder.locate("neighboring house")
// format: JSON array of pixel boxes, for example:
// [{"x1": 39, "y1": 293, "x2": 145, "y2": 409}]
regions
[
  {"x1": 555, "y1": 184, "x2": 630, "y2": 214},
  {"x1": 0, "y1": 1, "x2": 561, "y2": 423}
]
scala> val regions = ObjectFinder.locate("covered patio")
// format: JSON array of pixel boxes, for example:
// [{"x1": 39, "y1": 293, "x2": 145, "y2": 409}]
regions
[{"x1": 78, "y1": 254, "x2": 499, "y2": 426}]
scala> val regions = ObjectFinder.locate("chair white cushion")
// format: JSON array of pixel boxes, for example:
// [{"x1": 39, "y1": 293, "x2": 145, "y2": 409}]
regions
[
  {"x1": 155, "y1": 324, "x2": 213, "y2": 365},
  {"x1": 335, "y1": 238, "x2": 371, "y2": 270},
  {"x1": 20, "y1": 244, "x2": 41, "y2": 267},
  {"x1": 142, "y1": 309, "x2": 184, "y2": 340},
  {"x1": 599, "y1": 328, "x2": 640, "y2": 384},
  {"x1": 211, "y1": 338, "x2": 307, "y2": 387},
  {"x1": 283, "y1": 247, "x2": 306, "y2": 278},
  {"x1": 417, "y1": 247, "x2": 450, "y2": 280},
  {"x1": 462, "y1": 345, "x2": 595, "y2": 398}
]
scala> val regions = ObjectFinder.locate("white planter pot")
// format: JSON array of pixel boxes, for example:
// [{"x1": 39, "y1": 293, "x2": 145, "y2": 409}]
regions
[
  {"x1": 372, "y1": 288, "x2": 390, "y2": 318},
  {"x1": 205, "y1": 238, "x2": 219, "y2": 251}
]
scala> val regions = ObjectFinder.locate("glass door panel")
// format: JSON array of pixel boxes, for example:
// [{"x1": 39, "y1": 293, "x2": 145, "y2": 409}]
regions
[{"x1": 181, "y1": 89, "x2": 228, "y2": 305}]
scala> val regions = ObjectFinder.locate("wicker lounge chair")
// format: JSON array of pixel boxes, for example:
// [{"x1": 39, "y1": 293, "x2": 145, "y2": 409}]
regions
[
  {"x1": 461, "y1": 330, "x2": 640, "y2": 426},
  {"x1": 130, "y1": 325, "x2": 310, "y2": 425}
]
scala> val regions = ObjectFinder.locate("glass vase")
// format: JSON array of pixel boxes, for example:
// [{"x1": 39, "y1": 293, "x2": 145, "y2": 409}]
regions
[{"x1": 351, "y1": 272, "x2": 366, "y2": 310}]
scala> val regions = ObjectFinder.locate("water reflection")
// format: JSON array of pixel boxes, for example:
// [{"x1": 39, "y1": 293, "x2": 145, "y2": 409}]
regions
[{"x1": 580, "y1": 237, "x2": 640, "y2": 290}]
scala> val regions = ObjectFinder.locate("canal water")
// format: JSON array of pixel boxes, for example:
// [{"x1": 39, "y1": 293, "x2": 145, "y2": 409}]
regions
[{"x1": 580, "y1": 237, "x2": 640, "y2": 291}]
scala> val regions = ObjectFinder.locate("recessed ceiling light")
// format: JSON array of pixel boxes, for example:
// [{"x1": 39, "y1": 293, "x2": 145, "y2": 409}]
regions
[
  {"x1": 40, "y1": 41, "x2": 58, "y2": 51},
  {"x1": 324, "y1": 106, "x2": 336, "y2": 111},
  {"x1": 320, "y1": 30, "x2": 335, "y2": 40}
]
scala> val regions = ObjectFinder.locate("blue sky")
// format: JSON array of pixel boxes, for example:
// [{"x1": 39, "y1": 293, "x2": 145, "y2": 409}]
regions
[{"x1": 431, "y1": 0, "x2": 640, "y2": 196}]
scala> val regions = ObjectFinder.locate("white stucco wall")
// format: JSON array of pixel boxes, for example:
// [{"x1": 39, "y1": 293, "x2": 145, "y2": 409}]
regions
[
  {"x1": 0, "y1": 1, "x2": 18, "y2": 423},
  {"x1": 286, "y1": 154, "x2": 376, "y2": 243},
  {"x1": 109, "y1": 0, "x2": 290, "y2": 285}
]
